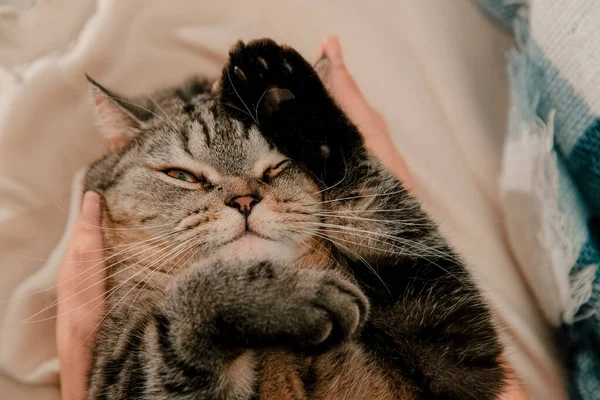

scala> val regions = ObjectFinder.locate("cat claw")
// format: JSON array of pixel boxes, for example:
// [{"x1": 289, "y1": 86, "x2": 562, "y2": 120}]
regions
[{"x1": 233, "y1": 66, "x2": 248, "y2": 82}]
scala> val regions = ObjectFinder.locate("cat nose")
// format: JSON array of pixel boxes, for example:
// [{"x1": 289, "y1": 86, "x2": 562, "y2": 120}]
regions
[{"x1": 226, "y1": 194, "x2": 262, "y2": 217}]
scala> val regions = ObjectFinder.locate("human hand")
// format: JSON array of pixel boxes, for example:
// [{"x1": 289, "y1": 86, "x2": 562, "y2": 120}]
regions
[{"x1": 56, "y1": 191, "x2": 106, "y2": 400}]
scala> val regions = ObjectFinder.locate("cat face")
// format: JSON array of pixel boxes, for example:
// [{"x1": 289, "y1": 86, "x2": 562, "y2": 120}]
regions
[{"x1": 85, "y1": 79, "x2": 323, "y2": 266}]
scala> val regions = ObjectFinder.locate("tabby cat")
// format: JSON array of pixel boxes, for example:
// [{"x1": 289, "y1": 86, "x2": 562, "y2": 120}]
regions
[{"x1": 84, "y1": 39, "x2": 505, "y2": 399}]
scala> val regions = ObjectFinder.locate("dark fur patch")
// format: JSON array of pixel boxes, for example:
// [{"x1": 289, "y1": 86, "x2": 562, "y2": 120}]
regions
[
  {"x1": 124, "y1": 346, "x2": 148, "y2": 398},
  {"x1": 140, "y1": 214, "x2": 158, "y2": 223},
  {"x1": 155, "y1": 312, "x2": 216, "y2": 395},
  {"x1": 197, "y1": 116, "x2": 211, "y2": 147},
  {"x1": 102, "y1": 318, "x2": 147, "y2": 388},
  {"x1": 179, "y1": 126, "x2": 193, "y2": 156},
  {"x1": 183, "y1": 103, "x2": 195, "y2": 115},
  {"x1": 247, "y1": 261, "x2": 275, "y2": 281}
]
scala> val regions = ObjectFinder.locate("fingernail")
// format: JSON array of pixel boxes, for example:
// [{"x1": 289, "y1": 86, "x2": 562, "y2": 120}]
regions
[
  {"x1": 326, "y1": 36, "x2": 344, "y2": 66},
  {"x1": 313, "y1": 45, "x2": 325, "y2": 64},
  {"x1": 81, "y1": 191, "x2": 101, "y2": 226},
  {"x1": 314, "y1": 57, "x2": 331, "y2": 77}
]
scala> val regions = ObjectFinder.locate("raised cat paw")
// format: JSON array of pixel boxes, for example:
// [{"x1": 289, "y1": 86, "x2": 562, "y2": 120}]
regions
[
  {"x1": 217, "y1": 38, "x2": 365, "y2": 188},
  {"x1": 219, "y1": 39, "x2": 324, "y2": 120}
]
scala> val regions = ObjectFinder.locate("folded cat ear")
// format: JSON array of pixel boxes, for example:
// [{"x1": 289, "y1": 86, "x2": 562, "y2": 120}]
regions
[{"x1": 87, "y1": 75, "x2": 150, "y2": 151}]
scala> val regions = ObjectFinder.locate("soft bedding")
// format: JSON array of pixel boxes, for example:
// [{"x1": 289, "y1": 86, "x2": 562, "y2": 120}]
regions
[{"x1": 0, "y1": 1, "x2": 563, "y2": 398}]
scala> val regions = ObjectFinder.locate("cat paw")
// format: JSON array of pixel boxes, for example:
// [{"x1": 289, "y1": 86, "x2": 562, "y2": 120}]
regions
[
  {"x1": 284, "y1": 267, "x2": 370, "y2": 348},
  {"x1": 218, "y1": 260, "x2": 368, "y2": 350},
  {"x1": 229, "y1": 261, "x2": 369, "y2": 349},
  {"x1": 219, "y1": 39, "x2": 323, "y2": 119},
  {"x1": 165, "y1": 258, "x2": 369, "y2": 359}
]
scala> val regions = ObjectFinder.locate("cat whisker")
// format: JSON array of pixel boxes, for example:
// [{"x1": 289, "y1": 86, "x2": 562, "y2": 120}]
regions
[
  {"x1": 309, "y1": 226, "x2": 418, "y2": 258},
  {"x1": 0, "y1": 228, "x2": 177, "y2": 266},
  {"x1": 300, "y1": 233, "x2": 347, "y2": 272},
  {"x1": 47, "y1": 195, "x2": 177, "y2": 232},
  {"x1": 225, "y1": 68, "x2": 257, "y2": 124},
  {"x1": 309, "y1": 213, "x2": 434, "y2": 227},
  {"x1": 23, "y1": 230, "x2": 186, "y2": 319},
  {"x1": 312, "y1": 208, "x2": 415, "y2": 214},
  {"x1": 64, "y1": 232, "x2": 180, "y2": 296},
  {"x1": 77, "y1": 237, "x2": 198, "y2": 347},
  {"x1": 147, "y1": 94, "x2": 179, "y2": 132},
  {"x1": 321, "y1": 234, "x2": 391, "y2": 295},
  {"x1": 287, "y1": 228, "x2": 329, "y2": 259},
  {"x1": 290, "y1": 153, "x2": 351, "y2": 204},
  {"x1": 80, "y1": 221, "x2": 177, "y2": 232},
  {"x1": 23, "y1": 240, "x2": 177, "y2": 324},
  {"x1": 156, "y1": 245, "x2": 200, "y2": 291},
  {"x1": 315, "y1": 210, "x2": 501, "y2": 227},
  {"x1": 296, "y1": 227, "x2": 390, "y2": 295},
  {"x1": 254, "y1": 88, "x2": 275, "y2": 122},
  {"x1": 298, "y1": 225, "x2": 458, "y2": 292},
  {"x1": 138, "y1": 246, "x2": 201, "y2": 320},
  {"x1": 295, "y1": 221, "x2": 455, "y2": 260},
  {"x1": 6, "y1": 230, "x2": 180, "y2": 307},
  {"x1": 302, "y1": 189, "x2": 409, "y2": 207},
  {"x1": 24, "y1": 192, "x2": 178, "y2": 234},
  {"x1": 103, "y1": 94, "x2": 172, "y2": 128},
  {"x1": 296, "y1": 223, "x2": 462, "y2": 283},
  {"x1": 124, "y1": 241, "x2": 198, "y2": 320},
  {"x1": 221, "y1": 102, "x2": 256, "y2": 121},
  {"x1": 76, "y1": 228, "x2": 178, "y2": 253},
  {"x1": 290, "y1": 234, "x2": 345, "y2": 272}
]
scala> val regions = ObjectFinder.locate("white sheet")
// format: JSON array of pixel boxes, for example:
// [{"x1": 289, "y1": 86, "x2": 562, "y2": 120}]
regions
[{"x1": 0, "y1": 0, "x2": 564, "y2": 398}]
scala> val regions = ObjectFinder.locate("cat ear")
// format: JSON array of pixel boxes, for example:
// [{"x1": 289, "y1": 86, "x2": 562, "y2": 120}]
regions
[{"x1": 87, "y1": 75, "x2": 150, "y2": 151}]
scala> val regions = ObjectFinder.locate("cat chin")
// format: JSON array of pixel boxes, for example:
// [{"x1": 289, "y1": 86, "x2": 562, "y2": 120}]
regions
[{"x1": 212, "y1": 234, "x2": 297, "y2": 265}]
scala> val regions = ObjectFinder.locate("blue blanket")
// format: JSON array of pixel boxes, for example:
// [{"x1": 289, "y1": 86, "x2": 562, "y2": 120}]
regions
[{"x1": 475, "y1": 1, "x2": 600, "y2": 398}]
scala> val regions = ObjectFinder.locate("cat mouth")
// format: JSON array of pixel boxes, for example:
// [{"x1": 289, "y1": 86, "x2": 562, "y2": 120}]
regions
[
  {"x1": 241, "y1": 231, "x2": 271, "y2": 241},
  {"x1": 222, "y1": 230, "x2": 272, "y2": 246}
]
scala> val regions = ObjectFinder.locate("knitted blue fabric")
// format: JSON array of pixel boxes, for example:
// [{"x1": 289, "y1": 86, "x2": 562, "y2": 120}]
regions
[{"x1": 475, "y1": 1, "x2": 600, "y2": 398}]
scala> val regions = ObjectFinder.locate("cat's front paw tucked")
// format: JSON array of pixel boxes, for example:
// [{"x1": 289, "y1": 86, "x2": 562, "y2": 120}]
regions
[
  {"x1": 286, "y1": 268, "x2": 370, "y2": 347},
  {"x1": 232, "y1": 261, "x2": 369, "y2": 350},
  {"x1": 168, "y1": 259, "x2": 369, "y2": 353}
]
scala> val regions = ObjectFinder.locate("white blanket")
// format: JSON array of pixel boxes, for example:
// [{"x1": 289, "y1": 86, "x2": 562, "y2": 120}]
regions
[{"x1": 0, "y1": 0, "x2": 564, "y2": 398}]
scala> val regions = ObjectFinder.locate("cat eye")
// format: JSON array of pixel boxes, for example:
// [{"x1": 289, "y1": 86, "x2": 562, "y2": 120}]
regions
[
  {"x1": 164, "y1": 169, "x2": 203, "y2": 184},
  {"x1": 262, "y1": 160, "x2": 291, "y2": 182}
]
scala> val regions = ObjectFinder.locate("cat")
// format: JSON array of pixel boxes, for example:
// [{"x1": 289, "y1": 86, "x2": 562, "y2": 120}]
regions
[{"x1": 84, "y1": 39, "x2": 505, "y2": 399}]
